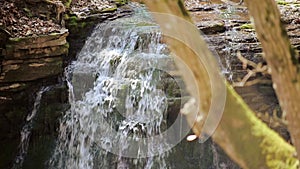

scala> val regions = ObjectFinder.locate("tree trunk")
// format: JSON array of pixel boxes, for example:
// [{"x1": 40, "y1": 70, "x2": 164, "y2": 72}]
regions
[
  {"x1": 142, "y1": 0, "x2": 299, "y2": 168},
  {"x1": 214, "y1": 83, "x2": 298, "y2": 169},
  {"x1": 244, "y1": 0, "x2": 300, "y2": 160}
]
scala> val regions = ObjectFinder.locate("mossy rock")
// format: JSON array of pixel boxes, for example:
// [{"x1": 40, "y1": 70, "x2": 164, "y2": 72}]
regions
[
  {"x1": 65, "y1": 14, "x2": 95, "y2": 35},
  {"x1": 240, "y1": 23, "x2": 254, "y2": 29},
  {"x1": 276, "y1": 0, "x2": 289, "y2": 5},
  {"x1": 65, "y1": 15, "x2": 80, "y2": 27},
  {"x1": 6, "y1": 29, "x2": 68, "y2": 46},
  {"x1": 101, "y1": 7, "x2": 118, "y2": 13},
  {"x1": 62, "y1": 0, "x2": 72, "y2": 8},
  {"x1": 114, "y1": 0, "x2": 128, "y2": 6}
]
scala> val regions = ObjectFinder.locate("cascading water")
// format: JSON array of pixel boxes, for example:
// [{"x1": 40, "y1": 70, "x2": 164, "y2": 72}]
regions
[
  {"x1": 215, "y1": 3, "x2": 258, "y2": 82},
  {"x1": 12, "y1": 86, "x2": 50, "y2": 169},
  {"x1": 48, "y1": 5, "x2": 187, "y2": 169}
]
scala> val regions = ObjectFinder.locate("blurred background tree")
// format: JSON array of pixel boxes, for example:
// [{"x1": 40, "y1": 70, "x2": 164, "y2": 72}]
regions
[{"x1": 142, "y1": 0, "x2": 300, "y2": 168}]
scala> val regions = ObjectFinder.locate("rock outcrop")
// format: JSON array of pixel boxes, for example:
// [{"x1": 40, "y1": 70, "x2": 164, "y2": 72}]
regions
[
  {"x1": 0, "y1": 30, "x2": 68, "y2": 84},
  {"x1": 0, "y1": 1, "x2": 131, "y2": 168}
]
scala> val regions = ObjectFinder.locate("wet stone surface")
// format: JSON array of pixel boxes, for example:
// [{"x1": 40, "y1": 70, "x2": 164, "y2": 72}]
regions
[
  {"x1": 0, "y1": 0, "x2": 300, "y2": 168},
  {"x1": 0, "y1": 1, "x2": 133, "y2": 168},
  {"x1": 187, "y1": 0, "x2": 300, "y2": 141}
]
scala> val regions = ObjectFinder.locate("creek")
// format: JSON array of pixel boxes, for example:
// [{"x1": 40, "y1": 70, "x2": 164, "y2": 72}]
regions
[
  {"x1": 11, "y1": 4, "x2": 239, "y2": 169},
  {"x1": 5, "y1": 0, "x2": 295, "y2": 168},
  {"x1": 46, "y1": 5, "x2": 237, "y2": 169}
]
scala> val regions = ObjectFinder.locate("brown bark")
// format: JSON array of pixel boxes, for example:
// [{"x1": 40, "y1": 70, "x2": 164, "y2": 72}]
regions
[
  {"x1": 244, "y1": 0, "x2": 300, "y2": 160},
  {"x1": 143, "y1": 0, "x2": 226, "y2": 139},
  {"x1": 213, "y1": 83, "x2": 298, "y2": 169}
]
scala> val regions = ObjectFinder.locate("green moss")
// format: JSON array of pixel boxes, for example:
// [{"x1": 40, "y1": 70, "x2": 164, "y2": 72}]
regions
[
  {"x1": 136, "y1": 22, "x2": 156, "y2": 27},
  {"x1": 224, "y1": 84, "x2": 299, "y2": 169},
  {"x1": 49, "y1": 32, "x2": 60, "y2": 36},
  {"x1": 79, "y1": 22, "x2": 87, "y2": 28},
  {"x1": 240, "y1": 23, "x2": 254, "y2": 29},
  {"x1": 252, "y1": 119, "x2": 299, "y2": 169},
  {"x1": 66, "y1": 15, "x2": 88, "y2": 29},
  {"x1": 5, "y1": 44, "x2": 13, "y2": 50},
  {"x1": 276, "y1": 0, "x2": 300, "y2": 6},
  {"x1": 276, "y1": 0, "x2": 289, "y2": 5},
  {"x1": 68, "y1": 16, "x2": 79, "y2": 26},
  {"x1": 9, "y1": 37, "x2": 22, "y2": 42},
  {"x1": 114, "y1": 0, "x2": 128, "y2": 6},
  {"x1": 63, "y1": 42, "x2": 70, "y2": 55},
  {"x1": 63, "y1": 42, "x2": 70, "y2": 49},
  {"x1": 64, "y1": 0, "x2": 72, "y2": 8},
  {"x1": 63, "y1": 14, "x2": 70, "y2": 20},
  {"x1": 23, "y1": 8, "x2": 33, "y2": 17},
  {"x1": 101, "y1": 7, "x2": 117, "y2": 13}
]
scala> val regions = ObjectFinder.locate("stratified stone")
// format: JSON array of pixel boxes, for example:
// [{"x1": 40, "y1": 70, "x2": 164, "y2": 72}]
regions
[
  {"x1": 0, "y1": 83, "x2": 27, "y2": 92},
  {"x1": 3, "y1": 30, "x2": 68, "y2": 60},
  {"x1": 0, "y1": 57, "x2": 63, "y2": 82},
  {"x1": 197, "y1": 20, "x2": 225, "y2": 34},
  {"x1": 0, "y1": 29, "x2": 68, "y2": 83},
  {"x1": 4, "y1": 44, "x2": 69, "y2": 60}
]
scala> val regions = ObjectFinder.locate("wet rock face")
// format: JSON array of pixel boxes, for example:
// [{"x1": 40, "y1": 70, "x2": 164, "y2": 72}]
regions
[
  {"x1": 0, "y1": 29, "x2": 69, "y2": 141},
  {"x1": 0, "y1": 25, "x2": 69, "y2": 169},
  {"x1": 0, "y1": 2, "x2": 134, "y2": 168},
  {"x1": 64, "y1": 4, "x2": 133, "y2": 65},
  {"x1": 0, "y1": 1, "x2": 298, "y2": 168},
  {"x1": 0, "y1": 30, "x2": 68, "y2": 83},
  {"x1": 187, "y1": 0, "x2": 300, "y2": 141},
  {"x1": 197, "y1": 20, "x2": 226, "y2": 34},
  {"x1": 0, "y1": 83, "x2": 69, "y2": 169},
  {"x1": 1, "y1": 57, "x2": 63, "y2": 82}
]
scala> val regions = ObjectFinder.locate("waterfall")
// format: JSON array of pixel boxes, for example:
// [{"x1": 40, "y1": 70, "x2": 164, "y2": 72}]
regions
[
  {"x1": 12, "y1": 86, "x2": 50, "y2": 169},
  {"x1": 48, "y1": 5, "x2": 189, "y2": 169}
]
